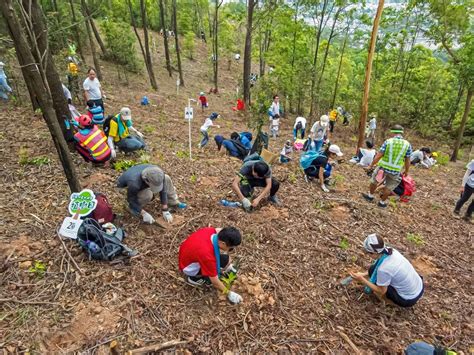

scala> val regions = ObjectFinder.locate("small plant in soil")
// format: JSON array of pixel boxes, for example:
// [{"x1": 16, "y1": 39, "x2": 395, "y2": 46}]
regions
[
  {"x1": 288, "y1": 172, "x2": 297, "y2": 184},
  {"x1": 339, "y1": 237, "x2": 350, "y2": 250},
  {"x1": 436, "y1": 153, "x2": 449, "y2": 166},
  {"x1": 19, "y1": 148, "x2": 50, "y2": 166},
  {"x1": 190, "y1": 174, "x2": 197, "y2": 183},
  {"x1": 332, "y1": 174, "x2": 345, "y2": 186},
  {"x1": 143, "y1": 125, "x2": 155, "y2": 134},
  {"x1": 176, "y1": 150, "x2": 189, "y2": 159},
  {"x1": 406, "y1": 233, "x2": 425, "y2": 246},
  {"x1": 28, "y1": 260, "x2": 47, "y2": 278}
]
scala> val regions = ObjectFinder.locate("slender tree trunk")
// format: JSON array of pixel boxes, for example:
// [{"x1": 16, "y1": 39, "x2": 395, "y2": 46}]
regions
[
  {"x1": 82, "y1": 0, "x2": 107, "y2": 56},
  {"x1": 68, "y1": 0, "x2": 85, "y2": 62},
  {"x1": 451, "y1": 87, "x2": 473, "y2": 162},
  {"x1": 399, "y1": 21, "x2": 420, "y2": 93},
  {"x1": 158, "y1": 0, "x2": 173, "y2": 77},
  {"x1": 357, "y1": 0, "x2": 384, "y2": 152},
  {"x1": 331, "y1": 25, "x2": 349, "y2": 108},
  {"x1": 0, "y1": 0, "x2": 81, "y2": 193},
  {"x1": 141, "y1": 0, "x2": 158, "y2": 89},
  {"x1": 172, "y1": 0, "x2": 184, "y2": 86},
  {"x1": 243, "y1": 0, "x2": 256, "y2": 106},
  {"x1": 81, "y1": 1, "x2": 102, "y2": 80},
  {"x1": 212, "y1": 0, "x2": 223, "y2": 91},
  {"x1": 446, "y1": 82, "x2": 464, "y2": 130}
]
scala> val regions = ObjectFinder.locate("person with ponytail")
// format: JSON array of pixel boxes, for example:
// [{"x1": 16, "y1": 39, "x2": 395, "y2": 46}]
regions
[{"x1": 350, "y1": 234, "x2": 424, "y2": 307}]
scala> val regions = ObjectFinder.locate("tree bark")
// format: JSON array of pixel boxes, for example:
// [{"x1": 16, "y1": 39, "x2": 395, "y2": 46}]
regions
[
  {"x1": 158, "y1": 0, "x2": 173, "y2": 77},
  {"x1": 0, "y1": 0, "x2": 81, "y2": 193},
  {"x1": 451, "y1": 87, "x2": 472, "y2": 162},
  {"x1": 446, "y1": 82, "x2": 464, "y2": 130},
  {"x1": 172, "y1": 0, "x2": 184, "y2": 86},
  {"x1": 211, "y1": 0, "x2": 223, "y2": 92},
  {"x1": 68, "y1": 0, "x2": 85, "y2": 62},
  {"x1": 243, "y1": 0, "x2": 256, "y2": 106},
  {"x1": 331, "y1": 25, "x2": 349, "y2": 109},
  {"x1": 81, "y1": 0, "x2": 102, "y2": 80},
  {"x1": 357, "y1": 0, "x2": 384, "y2": 153},
  {"x1": 82, "y1": 0, "x2": 107, "y2": 56}
]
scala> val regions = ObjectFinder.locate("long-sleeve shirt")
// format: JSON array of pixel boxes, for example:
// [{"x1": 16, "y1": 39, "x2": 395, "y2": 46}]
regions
[{"x1": 117, "y1": 164, "x2": 167, "y2": 215}]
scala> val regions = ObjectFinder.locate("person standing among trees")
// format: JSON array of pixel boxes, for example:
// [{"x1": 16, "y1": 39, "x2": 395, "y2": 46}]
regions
[
  {"x1": 362, "y1": 125, "x2": 412, "y2": 208},
  {"x1": 329, "y1": 109, "x2": 338, "y2": 133},
  {"x1": 83, "y1": 68, "x2": 104, "y2": 111},
  {"x1": 453, "y1": 159, "x2": 474, "y2": 223},
  {"x1": 309, "y1": 115, "x2": 330, "y2": 152},
  {"x1": 367, "y1": 115, "x2": 377, "y2": 140},
  {"x1": 269, "y1": 95, "x2": 280, "y2": 118},
  {"x1": 0, "y1": 61, "x2": 13, "y2": 101}
]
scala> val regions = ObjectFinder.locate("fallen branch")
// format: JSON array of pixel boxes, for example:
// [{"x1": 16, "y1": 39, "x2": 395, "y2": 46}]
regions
[
  {"x1": 337, "y1": 330, "x2": 361, "y2": 354},
  {"x1": 56, "y1": 227, "x2": 84, "y2": 275},
  {"x1": 0, "y1": 298, "x2": 60, "y2": 306},
  {"x1": 128, "y1": 339, "x2": 190, "y2": 354}
]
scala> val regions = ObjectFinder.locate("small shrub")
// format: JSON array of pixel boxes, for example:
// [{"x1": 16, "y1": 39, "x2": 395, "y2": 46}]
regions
[
  {"x1": 220, "y1": 272, "x2": 237, "y2": 290},
  {"x1": 436, "y1": 153, "x2": 449, "y2": 166},
  {"x1": 339, "y1": 237, "x2": 349, "y2": 250},
  {"x1": 28, "y1": 260, "x2": 47, "y2": 278},
  {"x1": 19, "y1": 148, "x2": 50, "y2": 166},
  {"x1": 406, "y1": 233, "x2": 425, "y2": 246},
  {"x1": 183, "y1": 32, "x2": 195, "y2": 60},
  {"x1": 112, "y1": 159, "x2": 139, "y2": 172},
  {"x1": 176, "y1": 150, "x2": 189, "y2": 159}
]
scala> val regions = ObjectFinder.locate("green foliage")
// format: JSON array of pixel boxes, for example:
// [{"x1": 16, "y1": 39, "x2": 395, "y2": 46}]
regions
[
  {"x1": 19, "y1": 148, "x2": 50, "y2": 166},
  {"x1": 220, "y1": 272, "x2": 237, "y2": 290},
  {"x1": 406, "y1": 233, "x2": 425, "y2": 246},
  {"x1": 190, "y1": 174, "x2": 197, "y2": 183},
  {"x1": 28, "y1": 260, "x2": 47, "y2": 278},
  {"x1": 436, "y1": 152, "x2": 450, "y2": 166},
  {"x1": 112, "y1": 153, "x2": 150, "y2": 171},
  {"x1": 183, "y1": 32, "x2": 196, "y2": 60},
  {"x1": 339, "y1": 237, "x2": 349, "y2": 250},
  {"x1": 143, "y1": 125, "x2": 155, "y2": 134},
  {"x1": 101, "y1": 19, "x2": 142, "y2": 73},
  {"x1": 176, "y1": 150, "x2": 189, "y2": 159}
]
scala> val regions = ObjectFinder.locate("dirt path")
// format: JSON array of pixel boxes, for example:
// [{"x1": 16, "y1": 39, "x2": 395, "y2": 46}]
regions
[{"x1": 0, "y1": 39, "x2": 472, "y2": 353}]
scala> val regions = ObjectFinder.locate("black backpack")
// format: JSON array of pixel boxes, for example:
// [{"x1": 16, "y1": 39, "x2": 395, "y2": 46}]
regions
[
  {"x1": 102, "y1": 115, "x2": 115, "y2": 137},
  {"x1": 231, "y1": 139, "x2": 250, "y2": 160},
  {"x1": 77, "y1": 219, "x2": 137, "y2": 261}
]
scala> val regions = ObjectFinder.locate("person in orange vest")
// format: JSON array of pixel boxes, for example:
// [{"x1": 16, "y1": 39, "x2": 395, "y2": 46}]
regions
[{"x1": 74, "y1": 114, "x2": 111, "y2": 164}]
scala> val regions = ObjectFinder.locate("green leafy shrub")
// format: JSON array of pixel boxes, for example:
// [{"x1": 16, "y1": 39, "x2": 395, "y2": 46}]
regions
[
  {"x1": 436, "y1": 152, "x2": 450, "y2": 166},
  {"x1": 183, "y1": 32, "x2": 195, "y2": 60},
  {"x1": 339, "y1": 237, "x2": 349, "y2": 250},
  {"x1": 28, "y1": 260, "x2": 47, "y2": 278}
]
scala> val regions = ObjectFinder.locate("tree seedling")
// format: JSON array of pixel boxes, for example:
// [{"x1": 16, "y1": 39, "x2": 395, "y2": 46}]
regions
[
  {"x1": 28, "y1": 260, "x2": 47, "y2": 278},
  {"x1": 406, "y1": 233, "x2": 425, "y2": 246},
  {"x1": 339, "y1": 237, "x2": 350, "y2": 250}
]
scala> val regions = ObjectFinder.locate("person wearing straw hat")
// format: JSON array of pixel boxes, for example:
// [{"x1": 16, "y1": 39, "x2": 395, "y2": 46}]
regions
[
  {"x1": 362, "y1": 124, "x2": 412, "y2": 208},
  {"x1": 350, "y1": 234, "x2": 424, "y2": 307}
]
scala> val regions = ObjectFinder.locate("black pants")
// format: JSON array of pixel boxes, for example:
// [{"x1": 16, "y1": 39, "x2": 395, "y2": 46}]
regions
[
  {"x1": 368, "y1": 264, "x2": 424, "y2": 308},
  {"x1": 240, "y1": 177, "x2": 280, "y2": 198},
  {"x1": 329, "y1": 120, "x2": 335, "y2": 133},
  {"x1": 455, "y1": 184, "x2": 473, "y2": 217},
  {"x1": 189, "y1": 254, "x2": 230, "y2": 283},
  {"x1": 304, "y1": 166, "x2": 330, "y2": 179}
]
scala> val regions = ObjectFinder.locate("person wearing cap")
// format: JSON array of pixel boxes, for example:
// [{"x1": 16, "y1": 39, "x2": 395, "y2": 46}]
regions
[
  {"x1": 303, "y1": 144, "x2": 343, "y2": 192},
  {"x1": 293, "y1": 116, "x2": 306, "y2": 140},
  {"x1": 233, "y1": 159, "x2": 280, "y2": 211},
  {"x1": 117, "y1": 164, "x2": 187, "y2": 224},
  {"x1": 214, "y1": 135, "x2": 249, "y2": 160},
  {"x1": 83, "y1": 68, "x2": 104, "y2": 111},
  {"x1": 198, "y1": 91, "x2": 208, "y2": 112},
  {"x1": 74, "y1": 114, "x2": 111, "y2": 164},
  {"x1": 107, "y1": 107, "x2": 145, "y2": 158},
  {"x1": 309, "y1": 115, "x2": 330, "y2": 152},
  {"x1": 453, "y1": 159, "x2": 474, "y2": 222},
  {"x1": 0, "y1": 62, "x2": 13, "y2": 101},
  {"x1": 199, "y1": 112, "x2": 220, "y2": 148},
  {"x1": 362, "y1": 124, "x2": 412, "y2": 208},
  {"x1": 179, "y1": 226, "x2": 243, "y2": 304},
  {"x1": 350, "y1": 234, "x2": 424, "y2": 307}
]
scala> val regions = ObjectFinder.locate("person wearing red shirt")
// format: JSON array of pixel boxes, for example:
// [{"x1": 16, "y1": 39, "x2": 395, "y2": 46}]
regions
[
  {"x1": 179, "y1": 226, "x2": 243, "y2": 304},
  {"x1": 198, "y1": 91, "x2": 208, "y2": 112}
]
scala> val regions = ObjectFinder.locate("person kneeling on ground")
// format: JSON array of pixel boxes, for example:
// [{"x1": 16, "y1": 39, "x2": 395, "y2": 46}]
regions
[
  {"x1": 303, "y1": 144, "x2": 343, "y2": 192},
  {"x1": 280, "y1": 140, "x2": 293, "y2": 163},
  {"x1": 74, "y1": 114, "x2": 111, "y2": 164},
  {"x1": 117, "y1": 164, "x2": 187, "y2": 224},
  {"x1": 232, "y1": 159, "x2": 280, "y2": 211},
  {"x1": 453, "y1": 159, "x2": 474, "y2": 223},
  {"x1": 350, "y1": 140, "x2": 376, "y2": 167},
  {"x1": 179, "y1": 226, "x2": 243, "y2": 304},
  {"x1": 215, "y1": 135, "x2": 249, "y2": 160},
  {"x1": 350, "y1": 234, "x2": 424, "y2": 307},
  {"x1": 410, "y1": 147, "x2": 433, "y2": 168},
  {"x1": 232, "y1": 131, "x2": 252, "y2": 150},
  {"x1": 107, "y1": 107, "x2": 145, "y2": 158}
]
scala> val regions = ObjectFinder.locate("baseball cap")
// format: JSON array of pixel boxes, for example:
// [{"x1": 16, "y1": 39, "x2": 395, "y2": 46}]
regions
[
  {"x1": 120, "y1": 107, "x2": 132, "y2": 120},
  {"x1": 200, "y1": 91, "x2": 205, "y2": 95},
  {"x1": 141, "y1": 167, "x2": 164, "y2": 193},
  {"x1": 328, "y1": 144, "x2": 343, "y2": 157},
  {"x1": 320, "y1": 115, "x2": 329, "y2": 127}
]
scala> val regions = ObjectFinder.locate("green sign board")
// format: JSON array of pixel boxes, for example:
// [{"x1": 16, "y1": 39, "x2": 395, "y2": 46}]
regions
[{"x1": 68, "y1": 189, "x2": 98, "y2": 217}]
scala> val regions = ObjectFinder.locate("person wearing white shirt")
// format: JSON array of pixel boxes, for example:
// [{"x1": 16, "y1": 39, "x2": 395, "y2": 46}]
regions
[
  {"x1": 83, "y1": 68, "x2": 104, "y2": 111},
  {"x1": 199, "y1": 112, "x2": 220, "y2": 148},
  {"x1": 293, "y1": 116, "x2": 306, "y2": 139},
  {"x1": 366, "y1": 116, "x2": 377, "y2": 139},
  {"x1": 350, "y1": 234, "x2": 424, "y2": 307},
  {"x1": 269, "y1": 95, "x2": 280, "y2": 118},
  {"x1": 309, "y1": 115, "x2": 329, "y2": 152},
  {"x1": 453, "y1": 159, "x2": 474, "y2": 222}
]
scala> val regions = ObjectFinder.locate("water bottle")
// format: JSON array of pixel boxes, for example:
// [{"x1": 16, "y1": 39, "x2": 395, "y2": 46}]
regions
[
  {"x1": 86, "y1": 241, "x2": 100, "y2": 254},
  {"x1": 220, "y1": 199, "x2": 241, "y2": 208}
]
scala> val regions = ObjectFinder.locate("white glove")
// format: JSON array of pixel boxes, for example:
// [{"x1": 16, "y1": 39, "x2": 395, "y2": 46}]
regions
[
  {"x1": 242, "y1": 198, "x2": 251, "y2": 210},
  {"x1": 224, "y1": 263, "x2": 237, "y2": 274},
  {"x1": 227, "y1": 291, "x2": 243, "y2": 304},
  {"x1": 110, "y1": 149, "x2": 116, "y2": 159},
  {"x1": 321, "y1": 184, "x2": 330, "y2": 193},
  {"x1": 135, "y1": 130, "x2": 144, "y2": 138},
  {"x1": 162, "y1": 211, "x2": 173, "y2": 223},
  {"x1": 142, "y1": 211, "x2": 155, "y2": 224}
]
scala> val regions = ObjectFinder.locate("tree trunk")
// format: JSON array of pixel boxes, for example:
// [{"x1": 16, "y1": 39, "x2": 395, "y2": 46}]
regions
[
  {"x1": 0, "y1": 0, "x2": 81, "y2": 193},
  {"x1": 446, "y1": 82, "x2": 464, "y2": 130},
  {"x1": 357, "y1": 0, "x2": 384, "y2": 153},
  {"x1": 25, "y1": 0, "x2": 70, "y2": 134},
  {"x1": 451, "y1": 87, "x2": 473, "y2": 162},
  {"x1": 212, "y1": 0, "x2": 223, "y2": 91},
  {"x1": 243, "y1": 0, "x2": 256, "y2": 106},
  {"x1": 330, "y1": 25, "x2": 349, "y2": 108},
  {"x1": 158, "y1": 0, "x2": 173, "y2": 77},
  {"x1": 81, "y1": 0, "x2": 102, "y2": 80},
  {"x1": 82, "y1": 0, "x2": 107, "y2": 56},
  {"x1": 68, "y1": 0, "x2": 85, "y2": 62},
  {"x1": 172, "y1": 0, "x2": 184, "y2": 86},
  {"x1": 139, "y1": 0, "x2": 158, "y2": 89}
]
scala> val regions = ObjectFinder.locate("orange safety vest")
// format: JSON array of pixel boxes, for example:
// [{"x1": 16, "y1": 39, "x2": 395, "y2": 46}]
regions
[{"x1": 74, "y1": 126, "x2": 111, "y2": 161}]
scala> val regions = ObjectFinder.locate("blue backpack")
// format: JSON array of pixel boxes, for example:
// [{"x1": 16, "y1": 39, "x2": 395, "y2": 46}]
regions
[
  {"x1": 300, "y1": 151, "x2": 322, "y2": 170},
  {"x1": 89, "y1": 105, "x2": 105, "y2": 125}
]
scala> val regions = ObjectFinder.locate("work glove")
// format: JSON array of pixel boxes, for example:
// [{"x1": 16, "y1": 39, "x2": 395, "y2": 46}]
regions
[
  {"x1": 227, "y1": 291, "x2": 243, "y2": 304},
  {"x1": 321, "y1": 184, "x2": 330, "y2": 193},
  {"x1": 142, "y1": 211, "x2": 155, "y2": 224},
  {"x1": 135, "y1": 130, "x2": 144, "y2": 138},
  {"x1": 224, "y1": 263, "x2": 238, "y2": 274},
  {"x1": 162, "y1": 211, "x2": 173, "y2": 223},
  {"x1": 241, "y1": 198, "x2": 252, "y2": 210},
  {"x1": 110, "y1": 149, "x2": 116, "y2": 159}
]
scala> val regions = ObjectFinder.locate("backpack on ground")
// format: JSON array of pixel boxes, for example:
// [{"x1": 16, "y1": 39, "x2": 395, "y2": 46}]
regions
[
  {"x1": 84, "y1": 192, "x2": 115, "y2": 224},
  {"x1": 400, "y1": 175, "x2": 416, "y2": 202},
  {"x1": 243, "y1": 152, "x2": 263, "y2": 163},
  {"x1": 102, "y1": 115, "x2": 115, "y2": 137},
  {"x1": 77, "y1": 218, "x2": 136, "y2": 261},
  {"x1": 300, "y1": 151, "x2": 322, "y2": 170},
  {"x1": 231, "y1": 139, "x2": 250, "y2": 160}
]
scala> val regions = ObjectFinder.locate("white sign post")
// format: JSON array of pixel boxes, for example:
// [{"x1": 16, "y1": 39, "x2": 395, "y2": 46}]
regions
[
  {"x1": 185, "y1": 98, "x2": 196, "y2": 161},
  {"x1": 176, "y1": 79, "x2": 180, "y2": 95}
]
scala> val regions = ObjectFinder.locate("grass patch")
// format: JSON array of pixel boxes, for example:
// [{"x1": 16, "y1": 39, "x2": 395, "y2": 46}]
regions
[
  {"x1": 176, "y1": 150, "x2": 189, "y2": 159},
  {"x1": 406, "y1": 233, "x2": 425, "y2": 246},
  {"x1": 288, "y1": 172, "x2": 297, "y2": 184},
  {"x1": 436, "y1": 152, "x2": 449, "y2": 166},
  {"x1": 190, "y1": 174, "x2": 197, "y2": 183},
  {"x1": 339, "y1": 237, "x2": 350, "y2": 250},
  {"x1": 143, "y1": 125, "x2": 155, "y2": 134},
  {"x1": 19, "y1": 148, "x2": 50, "y2": 166}
]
